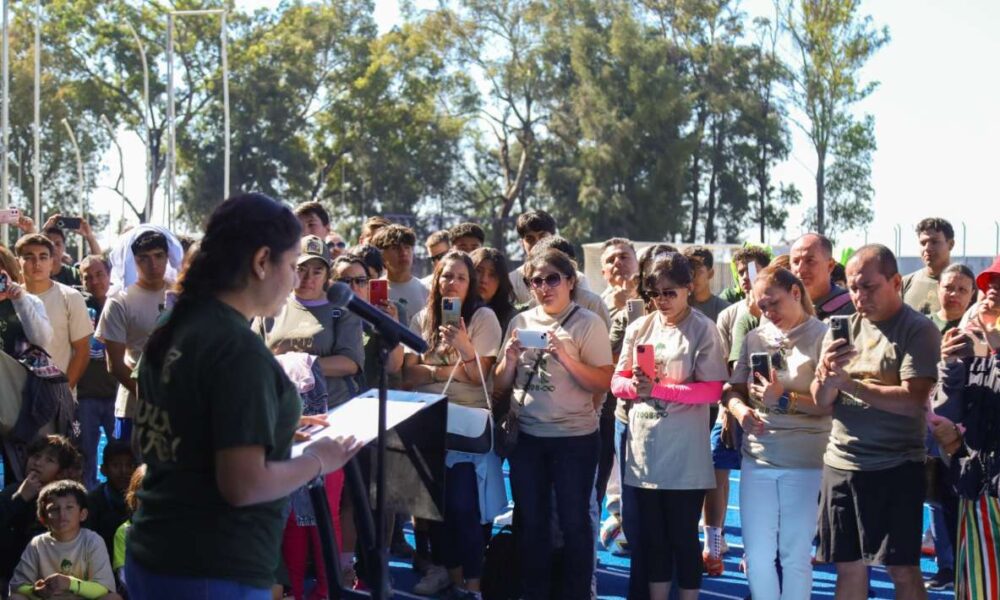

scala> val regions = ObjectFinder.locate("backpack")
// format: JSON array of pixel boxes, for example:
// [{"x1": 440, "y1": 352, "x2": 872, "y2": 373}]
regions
[{"x1": 481, "y1": 526, "x2": 522, "y2": 600}]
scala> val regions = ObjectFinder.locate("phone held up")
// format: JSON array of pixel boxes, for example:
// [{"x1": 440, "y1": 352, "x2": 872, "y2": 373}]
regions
[
  {"x1": 56, "y1": 216, "x2": 83, "y2": 231},
  {"x1": 518, "y1": 329, "x2": 549, "y2": 350},
  {"x1": 0, "y1": 207, "x2": 19, "y2": 225},
  {"x1": 829, "y1": 315, "x2": 852, "y2": 346},
  {"x1": 0, "y1": 272, "x2": 8, "y2": 294},
  {"x1": 442, "y1": 297, "x2": 462, "y2": 327},
  {"x1": 635, "y1": 344, "x2": 656, "y2": 378},
  {"x1": 368, "y1": 279, "x2": 388, "y2": 306},
  {"x1": 626, "y1": 299, "x2": 645, "y2": 325},
  {"x1": 750, "y1": 352, "x2": 772, "y2": 383}
]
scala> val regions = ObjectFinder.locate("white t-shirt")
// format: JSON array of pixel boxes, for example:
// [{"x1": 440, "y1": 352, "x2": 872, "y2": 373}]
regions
[
  {"x1": 617, "y1": 309, "x2": 728, "y2": 490},
  {"x1": 500, "y1": 303, "x2": 612, "y2": 437},
  {"x1": 35, "y1": 282, "x2": 93, "y2": 374},
  {"x1": 96, "y1": 283, "x2": 167, "y2": 418},
  {"x1": 387, "y1": 276, "x2": 429, "y2": 333},
  {"x1": 9, "y1": 528, "x2": 116, "y2": 595},
  {"x1": 407, "y1": 306, "x2": 503, "y2": 409}
]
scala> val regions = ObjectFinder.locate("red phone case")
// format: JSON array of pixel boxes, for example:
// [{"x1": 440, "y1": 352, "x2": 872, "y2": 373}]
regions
[
  {"x1": 369, "y1": 280, "x2": 388, "y2": 305},
  {"x1": 635, "y1": 344, "x2": 656, "y2": 378}
]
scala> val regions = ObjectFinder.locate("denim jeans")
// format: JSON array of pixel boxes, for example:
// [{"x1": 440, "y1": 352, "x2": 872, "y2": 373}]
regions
[
  {"x1": 77, "y1": 396, "x2": 116, "y2": 490},
  {"x1": 431, "y1": 461, "x2": 484, "y2": 578},
  {"x1": 125, "y1": 554, "x2": 271, "y2": 600},
  {"x1": 509, "y1": 431, "x2": 599, "y2": 600}
]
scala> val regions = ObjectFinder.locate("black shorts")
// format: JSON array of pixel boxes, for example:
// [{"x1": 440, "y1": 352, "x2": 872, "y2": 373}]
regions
[{"x1": 816, "y1": 461, "x2": 925, "y2": 566}]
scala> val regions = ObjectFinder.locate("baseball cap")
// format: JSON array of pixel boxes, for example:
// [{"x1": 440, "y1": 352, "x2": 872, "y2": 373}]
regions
[
  {"x1": 976, "y1": 256, "x2": 1000, "y2": 293},
  {"x1": 298, "y1": 235, "x2": 332, "y2": 268}
]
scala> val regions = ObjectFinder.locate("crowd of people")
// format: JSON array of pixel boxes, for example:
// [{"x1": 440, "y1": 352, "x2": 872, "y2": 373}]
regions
[{"x1": 0, "y1": 199, "x2": 997, "y2": 600}]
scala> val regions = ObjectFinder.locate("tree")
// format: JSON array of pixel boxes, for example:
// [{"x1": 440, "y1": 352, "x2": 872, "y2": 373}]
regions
[{"x1": 783, "y1": 0, "x2": 888, "y2": 235}]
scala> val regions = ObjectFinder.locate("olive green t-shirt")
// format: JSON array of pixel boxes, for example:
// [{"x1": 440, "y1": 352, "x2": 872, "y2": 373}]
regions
[
  {"x1": 732, "y1": 318, "x2": 831, "y2": 469},
  {"x1": 130, "y1": 297, "x2": 302, "y2": 588},
  {"x1": 821, "y1": 304, "x2": 941, "y2": 471},
  {"x1": 901, "y1": 269, "x2": 941, "y2": 316}
]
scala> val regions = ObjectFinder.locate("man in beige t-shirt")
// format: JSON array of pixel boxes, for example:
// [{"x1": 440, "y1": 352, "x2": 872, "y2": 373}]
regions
[{"x1": 812, "y1": 245, "x2": 940, "y2": 599}]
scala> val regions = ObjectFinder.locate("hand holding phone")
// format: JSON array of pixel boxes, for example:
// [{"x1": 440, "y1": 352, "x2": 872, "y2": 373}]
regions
[
  {"x1": 368, "y1": 279, "x2": 388, "y2": 306},
  {"x1": 442, "y1": 297, "x2": 462, "y2": 327},
  {"x1": 0, "y1": 272, "x2": 8, "y2": 294},
  {"x1": 750, "y1": 352, "x2": 772, "y2": 383},
  {"x1": 635, "y1": 344, "x2": 656, "y2": 378},
  {"x1": 829, "y1": 315, "x2": 852, "y2": 347},
  {"x1": 56, "y1": 216, "x2": 83, "y2": 231},
  {"x1": 0, "y1": 208, "x2": 19, "y2": 225},
  {"x1": 518, "y1": 329, "x2": 549, "y2": 349}
]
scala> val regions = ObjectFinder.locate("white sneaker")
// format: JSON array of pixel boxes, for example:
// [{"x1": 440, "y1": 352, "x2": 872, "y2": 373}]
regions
[
  {"x1": 599, "y1": 515, "x2": 622, "y2": 549},
  {"x1": 413, "y1": 565, "x2": 451, "y2": 596}
]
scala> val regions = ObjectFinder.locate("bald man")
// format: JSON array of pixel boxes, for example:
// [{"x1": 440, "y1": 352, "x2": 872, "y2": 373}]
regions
[
  {"x1": 811, "y1": 245, "x2": 940, "y2": 600},
  {"x1": 790, "y1": 233, "x2": 855, "y2": 321}
]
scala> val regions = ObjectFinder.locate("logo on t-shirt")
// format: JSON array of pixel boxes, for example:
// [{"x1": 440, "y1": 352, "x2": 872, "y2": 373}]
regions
[{"x1": 59, "y1": 558, "x2": 73, "y2": 574}]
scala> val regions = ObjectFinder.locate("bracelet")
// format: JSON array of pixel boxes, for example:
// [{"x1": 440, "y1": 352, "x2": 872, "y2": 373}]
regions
[
  {"x1": 303, "y1": 450, "x2": 324, "y2": 479},
  {"x1": 461, "y1": 356, "x2": 477, "y2": 365}
]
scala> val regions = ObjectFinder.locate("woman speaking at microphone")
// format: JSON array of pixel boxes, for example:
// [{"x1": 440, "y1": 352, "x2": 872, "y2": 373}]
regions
[{"x1": 126, "y1": 194, "x2": 364, "y2": 600}]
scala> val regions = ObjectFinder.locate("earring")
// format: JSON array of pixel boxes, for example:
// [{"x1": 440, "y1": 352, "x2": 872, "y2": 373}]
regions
[{"x1": 257, "y1": 269, "x2": 265, "y2": 279}]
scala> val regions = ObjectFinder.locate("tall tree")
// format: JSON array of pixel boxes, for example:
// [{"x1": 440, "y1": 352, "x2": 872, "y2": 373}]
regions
[{"x1": 783, "y1": 0, "x2": 888, "y2": 235}]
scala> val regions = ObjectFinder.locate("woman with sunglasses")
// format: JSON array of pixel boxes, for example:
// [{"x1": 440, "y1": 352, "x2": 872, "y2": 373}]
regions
[
  {"x1": 402, "y1": 250, "x2": 504, "y2": 599},
  {"x1": 722, "y1": 266, "x2": 831, "y2": 600},
  {"x1": 258, "y1": 235, "x2": 365, "y2": 599},
  {"x1": 610, "y1": 253, "x2": 728, "y2": 600},
  {"x1": 494, "y1": 248, "x2": 613, "y2": 600},
  {"x1": 470, "y1": 248, "x2": 518, "y2": 334}
]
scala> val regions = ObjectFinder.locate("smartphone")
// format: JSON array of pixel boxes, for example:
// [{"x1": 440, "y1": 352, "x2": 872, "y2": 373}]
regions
[
  {"x1": 56, "y1": 216, "x2": 82, "y2": 230},
  {"x1": 626, "y1": 299, "x2": 645, "y2": 324},
  {"x1": 297, "y1": 422, "x2": 326, "y2": 437},
  {"x1": 442, "y1": 296, "x2": 462, "y2": 327},
  {"x1": 0, "y1": 272, "x2": 8, "y2": 293},
  {"x1": 635, "y1": 344, "x2": 656, "y2": 378},
  {"x1": 750, "y1": 352, "x2": 772, "y2": 382},
  {"x1": 747, "y1": 261, "x2": 758, "y2": 283},
  {"x1": 518, "y1": 329, "x2": 549, "y2": 349},
  {"x1": 830, "y1": 315, "x2": 852, "y2": 346},
  {"x1": 368, "y1": 279, "x2": 388, "y2": 306},
  {"x1": 0, "y1": 207, "x2": 18, "y2": 225}
]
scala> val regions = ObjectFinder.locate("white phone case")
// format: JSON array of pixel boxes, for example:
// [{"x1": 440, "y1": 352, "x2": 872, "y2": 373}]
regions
[{"x1": 518, "y1": 329, "x2": 549, "y2": 349}]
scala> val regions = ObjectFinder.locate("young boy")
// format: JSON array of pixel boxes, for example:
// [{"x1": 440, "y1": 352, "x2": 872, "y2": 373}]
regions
[
  {"x1": 0, "y1": 436, "x2": 82, "y2": 584},
  {"x1": 83, "y1": 443, "x2": 135, "y2": 559},
  {"x1": 9, "y1": 480, "x2": 118, "y2": 599}
]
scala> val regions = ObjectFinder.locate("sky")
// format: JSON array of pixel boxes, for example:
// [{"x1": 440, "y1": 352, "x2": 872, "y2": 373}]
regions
[{"x1": 90, "y1": 0, "x2": 1000, "y2": 258}]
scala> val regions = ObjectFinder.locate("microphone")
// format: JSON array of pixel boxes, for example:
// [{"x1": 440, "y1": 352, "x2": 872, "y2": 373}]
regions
[{"x1": 326, "y1": 282, "x2": 428, "y2": 354}]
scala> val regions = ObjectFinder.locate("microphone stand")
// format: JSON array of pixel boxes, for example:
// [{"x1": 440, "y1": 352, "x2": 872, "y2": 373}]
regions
[{"x1": 312, "y1": 330, "x2": 398, "y2": 600}]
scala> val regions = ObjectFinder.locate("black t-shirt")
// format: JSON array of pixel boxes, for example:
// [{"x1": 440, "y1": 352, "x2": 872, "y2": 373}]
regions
[
  {"x1": 129, "y1": 297, "x2": 301, "y2": 588},
  {"x1": 84, "y1": 482, "x2": 128, "y2": 558},
  {"x1": 0, "y1": 299, "x2": 25, "y2": 357},
  {"x1": 52, "y1": 264, "x2": 81, "y2": 287}
]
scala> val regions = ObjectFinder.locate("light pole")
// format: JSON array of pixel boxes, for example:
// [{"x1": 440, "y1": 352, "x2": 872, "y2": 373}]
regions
[
  {"x1": 125, "y1": 20, "x2": 151, "y2": 222},
  {"x1": 60, "y1": 118, "x2": 84, "y2": 261},
  {"x1": 33, "y1": 0, "x2": 40, "y2": 223},
  {"x1": 166, "y1": 9, "x2": 230, "y2": 228},
  {"x1": 0, "y1": 0, "x2": 8, "y2": 244}
]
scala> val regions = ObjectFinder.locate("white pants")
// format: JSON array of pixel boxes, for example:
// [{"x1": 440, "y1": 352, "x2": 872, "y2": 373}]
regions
[{"x1": 740, "y1": 460, "x2": 822, "y2": 600}]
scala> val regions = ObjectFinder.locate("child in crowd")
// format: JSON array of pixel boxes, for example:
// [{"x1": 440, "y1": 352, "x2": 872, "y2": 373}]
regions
[
  {"x1": 9, "y1": 480, "x2": 119, "y2": 599},
  {"x1": 1, "y1": 436, "x2": 82, "y2": 584},
  {"x1": 113, "y1": 465, "x2": 145, "y2": 596},
  {"x1": 83, "y1": 442, "x2": 136, "y2": 561}
]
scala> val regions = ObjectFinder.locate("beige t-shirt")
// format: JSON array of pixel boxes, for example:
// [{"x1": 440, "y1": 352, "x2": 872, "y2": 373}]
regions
[
  {"x1": 9, "y1": 528, "x2": 116, "y2": 596},
  {"x1": 731, "y1": 317, "x2": 831, "y2": 469},
  {"x1": 408, "y1": 306, "x2": 503, "y2": 409},
  {"x1": 617, "y1": 309, "x2": 728, "y2": 490},
  {"x1": 36, "y1": 282, "x2": 94, "y2": 375},
  {"x1": 501, "y1": 303, "x2": 612, "y2": 437},
  {"x1": 822, "y1": 304, "x2": 942, "y2": 471}
]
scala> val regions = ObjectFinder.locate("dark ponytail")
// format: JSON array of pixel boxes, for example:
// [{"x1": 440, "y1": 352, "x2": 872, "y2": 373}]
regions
[{"x1": 144, "y1": 193, "x2": 302, "y2": 367}]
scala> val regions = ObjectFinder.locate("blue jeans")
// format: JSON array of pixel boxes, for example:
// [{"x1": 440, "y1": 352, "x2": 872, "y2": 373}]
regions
[
  {"x1": 125, "y1": 554, "x2": 272, "y2": 600},
  {"x1": 430, "y1": 461, "x2": 484, "y2": 578},
  {"x1": 77, "y1": 397, "x2": 116, "y2": 490},
  {"x1": 509, "y1": 431, "x2": 598, "y2": 600},
  {"x1": 616, "y1": 420, "x2": 648, "y2": 600}
]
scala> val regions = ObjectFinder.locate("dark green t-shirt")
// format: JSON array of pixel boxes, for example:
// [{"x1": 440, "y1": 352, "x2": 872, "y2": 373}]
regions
[
  {"x1": 52, "y1": 263, "x2": 81, "y2": 287},
  {"x1": 130, "y1": 297, "x2": 301, "y2": 588}
]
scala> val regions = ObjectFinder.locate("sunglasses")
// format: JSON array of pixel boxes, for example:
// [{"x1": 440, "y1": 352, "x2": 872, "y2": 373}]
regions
[
  {"x1": 337, "y1": 276, "x2": 369, "y2": 287},
  {"x1": 528, "y1": 273, "x2": 565, "y2": 289},
  {"x1": 647, "y1": 288, "x2": 680, "y2": 300},
  {"x1": 327, "y1": 241, "x2": 347, "y2": 250},
  {"x1": 430, "y1": 252, "x2": 448, "y2": 263}
]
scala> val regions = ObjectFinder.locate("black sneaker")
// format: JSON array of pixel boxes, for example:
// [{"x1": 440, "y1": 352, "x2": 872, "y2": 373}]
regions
[{"x1": 926, "y1": 569, "x2": 955, "y2": 591}]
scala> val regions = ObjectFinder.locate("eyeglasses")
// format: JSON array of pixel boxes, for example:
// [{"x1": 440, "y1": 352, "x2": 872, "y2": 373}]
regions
[
  {"x1": 646, "y1": 288, "x2": 680, "y2": 300},
  {"x1": 528, "y1": 273, "x2": 565, "y2": 289},
  {"x1": 337, "y1": 276, "x2": 369, "y2": 287}
]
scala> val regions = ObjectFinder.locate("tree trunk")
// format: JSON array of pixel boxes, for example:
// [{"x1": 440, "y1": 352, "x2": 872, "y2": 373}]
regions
[
  {"x1": 816, "y1": 148, "x2": 826, "y2": 235},
  {"x1": 686, "y1": 108, "x2": 709, "y2": 243},
  {"x1": 705, "y1": 121, "x2": 724, "y2": 244}
]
